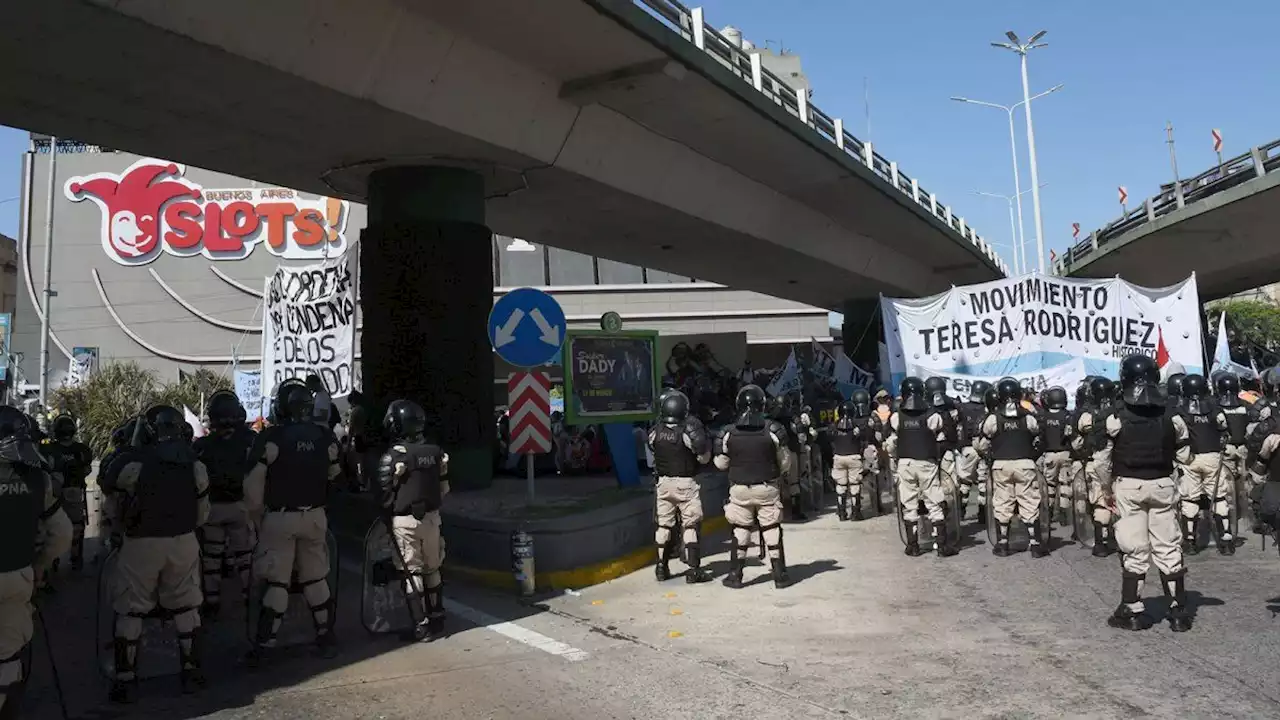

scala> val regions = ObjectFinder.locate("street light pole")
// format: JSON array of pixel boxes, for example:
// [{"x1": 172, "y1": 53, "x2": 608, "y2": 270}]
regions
[
  {"x1": 973, "y1": 185, "x2": 1046, "y2": 277},
  {"x1": 992, "y1": 30, "x2": 1050, "y2": 274},
  {"x1": 37, "y1": 137, "x2": 58, "y2": 408},
  {"x1": 951, "y1": 83, "x2": 1062, "y2": 277}
]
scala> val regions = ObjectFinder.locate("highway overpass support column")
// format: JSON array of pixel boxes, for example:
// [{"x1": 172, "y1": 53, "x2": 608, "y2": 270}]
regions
[
  {"x1": 841, "y1": 298, "x2": 883, "y2": 378},
  {"x1": 361, "y1": 166, "x2": 494, "y2": 490}
]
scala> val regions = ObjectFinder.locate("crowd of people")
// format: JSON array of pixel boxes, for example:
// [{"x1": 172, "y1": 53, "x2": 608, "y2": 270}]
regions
[
  {"x1": 0, "y1": 377, "x2": 451, "y2": 714},
  {"x1": 646, "y1": 354, "x2": 1280, "y2": 630}
]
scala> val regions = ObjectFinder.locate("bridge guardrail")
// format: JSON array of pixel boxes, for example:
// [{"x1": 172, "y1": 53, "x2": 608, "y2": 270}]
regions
[
  {"x1": 631, "y1": 0, "x2": 1006, "y2": 276},
  {"x1": 1055, "y1": 138, "x2": 1280, "y2": 275}
]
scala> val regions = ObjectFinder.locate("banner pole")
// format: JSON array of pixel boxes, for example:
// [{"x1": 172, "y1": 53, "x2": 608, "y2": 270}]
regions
[{"x1": 349, "y1": 240, "x2": 362, "y2": 392}]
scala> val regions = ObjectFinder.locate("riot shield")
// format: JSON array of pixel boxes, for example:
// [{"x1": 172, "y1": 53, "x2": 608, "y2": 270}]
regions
[
  {"x1": 917, "y1": 496, "x2": 936, "y2": 549},
  {"x1": 893, "y1": 478, "x2": 907, "y2": 546},
  {"x1": 247, "y1": 529, "x2": 340, "y2": 649},
  {"x1": 810, "y1": 447, "x2": 825, "y2": 511},
  {"x1": 1071, "y1": 463, "x2": 1094, "y2": 548},
  {"x1": 95, "y1": 549, "x2": 180, "y2": 680},
  {"x1": 859, "y1": 466, "x2": 879, "y2": 519},
  {"x1": 1036, "y1": 466, "x2": 1052, "y2": 549},
  {"x1": 1237, "y1": 472, "x2": 1256, "y2": 547},
  {"x1": 944, "y1": 475, "x2": 962, "y2": 551},
  {"x1": 985, "y1": 471, "x2": 997, "y2": 547},
  {"x1": 360, "y1": 521, "x2": 414, "y2": 636}
]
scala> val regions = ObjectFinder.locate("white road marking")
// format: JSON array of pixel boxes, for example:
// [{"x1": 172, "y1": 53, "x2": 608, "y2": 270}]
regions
[{"x1": 338, "y1": 555, "x2": 590, "y2": 662}]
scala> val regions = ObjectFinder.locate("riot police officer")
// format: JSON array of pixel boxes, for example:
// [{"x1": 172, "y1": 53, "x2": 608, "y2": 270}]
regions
[
  {"x1": 1174, "y1": 374, "x2": 1230, "y2": 555},
  {"x1": 0, "y1": 407, "x2": 71, "y2": 717},
  {"x1": 830, "y1": 390, "x2": 879, "y2": 522},
  {"x1": 1077, "y1": 376, "x2": 1119, "y2": 558},
  {"x1": 1107, "y1": 354, "x2": 1192, "y2": 632},
  {"x1": 925, "y1": 377, "x2": 962, "y2": 515},
  {"x1": 888, "y1": 377, "x2": 956, "y2": 557},
  {"x1": 1216, "y1": 373, "x2": 1251, "y2": 542},
  {"x1": 1039, "y1": 387, "x2": 1074, "y2": 526},
  {"x1": 955, "y1": 381, "x2": 991, "y2": 521},
  {"x1": 714, "y1": 385, "x2": 791, "y2": 589},
  {"x1": 43, "y1": 414, "x2": 93, "y2": 572},
  {"x1": 983, "y1": 379, "x2": 1048, "y2": 557},
  {"x1": 1166, "y1": 373, "x2": 1187, "y2": 409},
  {"x1": 772, "y1": 395, "x2": 809, "y2": 521},
  {"x1": 244, "y1": 381, "x2": 342, "y2": 663},
  {"x1": 377, "y1": 399, "x2": 449, "y2": 641},
  {"x1": 193, "y1": 391, "x2": 257, "y2": 619},
  {"x1": 107, "y1": 406, "x2": 211, "y2": 702},
  {"x1": 649, "y1": 390, "x2": 712, "y2": 583}
]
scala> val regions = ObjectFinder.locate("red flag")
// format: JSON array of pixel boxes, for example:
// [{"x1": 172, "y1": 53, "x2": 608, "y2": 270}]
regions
[{"x1": 1156, "y1": 327, "x2": 1170, "y2": 368}]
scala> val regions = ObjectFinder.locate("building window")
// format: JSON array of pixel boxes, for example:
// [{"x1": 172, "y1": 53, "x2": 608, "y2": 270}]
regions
[
  {"x1": 645, "y1": 269, "x2": 690, "y2": 284},
  {"x1": 548, "y1": 247, "x2": 596, "y2": 286},
  {"x1": 497, "y1": 236, "x2": 547, "y2": 286},
  {"x1": 597, "y1": 258, "x2": 644, "y2": 285}
]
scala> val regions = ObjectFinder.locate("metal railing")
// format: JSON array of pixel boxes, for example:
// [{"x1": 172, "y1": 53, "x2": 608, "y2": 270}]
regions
[
  {"x1": 630, "y1": 0, "x2": 1007, "y2": 277},
  {"x1": 1055, "y1": 138, "x2": 1280, "y2": 274}
]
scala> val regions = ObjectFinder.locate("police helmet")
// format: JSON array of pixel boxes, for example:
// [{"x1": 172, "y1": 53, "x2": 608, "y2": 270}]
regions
[
  {"x1": 996, "y1": 378, "x2": 1022, "y2": 417},
  {"x1": 0, "y1": 407, "x2": 29, "y2": 440},
  {"x1": 924, "y1": 376, "x2": 949, "y2": 408},
  {"x1": 899, "y1": 377, "x2": 926, "y2": 412},
  {"x1": 968, "y1": 380, "x2": 992, "y2": 404},
  {"x1": 207, "y1": 390, "x2": 244, "y2": 431},
  {"x1": 1089, "y1": 376, "x2": 1114, "y2": 408},
  {"x1": 850, "y1": 388, "x2": 872, "y2": 417},
  {"x1": 1182, "y1": 373, "x2": 1210, "y2": 414},
  {"x1": 383, "y1": 399, "x2": 427, "y2": 440},
  {"x1": 1044, "y1": 386, "x2": 1068, "y2": 411},
  {"x1": 1166, "y1": 373, "x2": 1187, "y2": 400},
  {"x1": 660, "y1": 390, "x2": 690, "y2": 425},
  {"x1": 146, "y1": 405, "x2": 186, "y2": 442},
  {"x1": 733, "y1": 386, "x2": 765, "y2": 428},
  {"x1": 1074, "y1": 382, "x2": 1090, "y2": 409},
  {"x1": 1215, "y1": 373, "x2": 1242, "y2": 408},
  {"x1": 51, "y1": 414, "x2": 77, "y2": 441},
  {"x1": 275, "y1": 379, "x2": 313, "y2": 423},
  {"x1": 983, "y1": 387, "x2": 999, "y2": 412},
  {"x1": 1120, "y1": 354, "x2": 1162, "y2": 407},
  {"x1": 839, "y1": 399, "x2": 857, "y2": 419}
]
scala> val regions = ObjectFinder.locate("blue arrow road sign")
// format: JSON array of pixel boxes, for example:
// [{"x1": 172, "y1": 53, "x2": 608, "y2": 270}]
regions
[{"x1": 488, "y1": 287, "x2": 567, "y2": 368}]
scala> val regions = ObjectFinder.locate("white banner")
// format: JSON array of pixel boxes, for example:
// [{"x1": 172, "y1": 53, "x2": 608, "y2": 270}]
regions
[
  {"x1": 882, "y1": 273, "x2": 1204, "y2": 387},
  {"x1": 260, "y1": 259, "x2": 357, "y2": 405},
  {"x1": 767, "y1": 349, "x2": 801, "y2": 397},
  {"x1": 906, "y1": 358, "x2": 1088, "y2": 407}
]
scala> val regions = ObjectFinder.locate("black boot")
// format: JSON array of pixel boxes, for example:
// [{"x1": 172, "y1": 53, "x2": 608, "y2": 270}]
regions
[
  {"x1": 851, "y1": 493, "x2": 863, "y2": 521},
  {"x1": 1182, "y1": 516, "x2": 1200, "y2": 555},
  {"x1": 108, "y1": 637, "x2": 139, "y2": 704},
  {"x1": 976, "y1": 503, "x2": 986, "y2": 525},
  {"x1": 424, "y1": 584, "x2": 446, "y2": 639},
  {"x1": 934, "y1": 521, "x2": 958, "y2": 557},
  {"x1": 1030, "y1": 519, "x2": 1050, "y2": 558},
  {"x1": 71, "y1": 532, "x2": 85, "y2": 572},
  {"x1": 836, "y1": 492, "x2": 849, "y2": 521},
  {"x1": 722, "y1": 539, "x2": 743, "y2": 589},
  {"x1": 1107, "y1": 572, "x2": 1153, "y2": 631},
  {"x1": 1055, "y1": 506, "x2": 1070, "y2": 528},
  {"x1": 1162, "y1": 572, "x2": 1193, "y2": 632},
  {"x1": 1215, "y1": 515, "x2": 1236, "y2": 556},
  {"x1": 244, "y1": 607, "x2": 280, "y2": 669},
  {"x1": 903, "y1": 521, "x2": 922, "y2": 557},
  {"x1": 655, "y1": 539, "x2": 676, "y2": 581},
  {"x1": 684, "y1": 544, "x2": 711, "y2": 584},
  {"x1": 312, "y1": 599, "x2": 338, "y2": 658},
  {"x1": 1091, "y1": 521, "x2": 1112, "y2": 557},
  {"x1": 177, "y1": 629, "x2": 206, "y2": 694},
  {"x1": 791, "y1": 495, "x2": 808, "y2": 521},
  {"x1": 992, "y1": 522, "x2": 1012, "y2": 557},
  {"x1": 770, "y1": 547, "x2": 791, "y2": 589}
]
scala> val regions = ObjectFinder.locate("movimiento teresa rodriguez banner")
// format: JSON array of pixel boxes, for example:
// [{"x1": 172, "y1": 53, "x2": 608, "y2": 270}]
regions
[{"x1": 881, "y1": 274, "x2": 1204, "y2": 388}]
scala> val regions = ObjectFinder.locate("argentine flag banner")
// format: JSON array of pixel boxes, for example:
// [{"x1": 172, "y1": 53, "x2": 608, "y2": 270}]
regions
[{"x1": 881, "y1": 273, "x2": 1204, "y2": 391}]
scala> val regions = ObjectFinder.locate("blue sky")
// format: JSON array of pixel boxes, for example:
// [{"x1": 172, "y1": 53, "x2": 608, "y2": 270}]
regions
[{"x1": 1, "y1": 0, "x2": 1276, "y2": 277}]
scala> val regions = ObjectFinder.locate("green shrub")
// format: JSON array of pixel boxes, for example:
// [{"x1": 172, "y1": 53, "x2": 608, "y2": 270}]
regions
[{"x1": 51, "y1": 362, "x2": 233, "y2": 457}]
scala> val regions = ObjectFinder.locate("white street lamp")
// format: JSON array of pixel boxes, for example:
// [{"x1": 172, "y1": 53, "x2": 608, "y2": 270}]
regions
[
  {"x1": 991, "y1": 30, "x2": 1051, "y2": 274},
  {"x1": 952, "y1": 83, "x2": 1062, "y2": 276},
  {"x1": 972, "y1": 185, "x2": 1046, "y2": 276}
]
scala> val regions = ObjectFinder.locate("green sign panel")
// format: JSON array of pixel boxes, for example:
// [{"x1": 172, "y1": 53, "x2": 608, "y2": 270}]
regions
[{"x1": 561, "y1": 329, "x2": 659, "y2": 426}]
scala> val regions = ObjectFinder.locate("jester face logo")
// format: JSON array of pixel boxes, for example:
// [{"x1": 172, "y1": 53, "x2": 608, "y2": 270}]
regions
[{"x1": 65, "y1": 160, "x2": 200, "y2": 265}]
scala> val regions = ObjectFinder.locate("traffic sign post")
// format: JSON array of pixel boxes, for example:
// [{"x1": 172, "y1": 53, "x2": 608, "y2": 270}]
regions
[
  {"x1": 489, "y1": 288, "x2": 567, "y2": 369},
  {"x1": 508, "y1": 371, "x2": 552, "y2": 504},
  {"x1": 1071, "y1": 222, "x2": 1080, "y2": 240},
  {"x1": 1212, "y1": 128, "x2": 1224, "y2": 177},
  {"x1": 1118, "y1": 186, "x2": 1128, "y2": 213}
]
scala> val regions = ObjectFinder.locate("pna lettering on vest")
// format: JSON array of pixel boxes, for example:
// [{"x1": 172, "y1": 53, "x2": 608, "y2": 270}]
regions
[
  {"x1": 0, "y1": 481, "x2": 32, "y2": 497},
  {"x1": 296, "y1": 441, "x2": 316, "y2": 452}
]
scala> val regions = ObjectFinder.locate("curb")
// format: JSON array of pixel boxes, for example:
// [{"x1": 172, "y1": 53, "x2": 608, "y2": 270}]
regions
[{"x1": 442, "y1": 515, "x2": 729, "y2": 592}]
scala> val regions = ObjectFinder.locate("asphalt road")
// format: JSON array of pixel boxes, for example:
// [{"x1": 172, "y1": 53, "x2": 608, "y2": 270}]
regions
[{"x1": 20, "y1": 503, "x2": 1280, "y2": 719}]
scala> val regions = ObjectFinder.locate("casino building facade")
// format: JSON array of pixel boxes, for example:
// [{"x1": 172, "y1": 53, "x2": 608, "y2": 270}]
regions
[{"x1": 10, "y1": 137, "x2": 829, "y2": 398}]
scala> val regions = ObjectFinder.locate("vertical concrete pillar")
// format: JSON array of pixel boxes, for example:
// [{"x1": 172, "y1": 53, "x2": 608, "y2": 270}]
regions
[
  {"x1": 361, "y1": 167, "x2": 493, "y2": 490},
  {"x1": 840, "y1": 297, "x2": 882, "y2": 375}
]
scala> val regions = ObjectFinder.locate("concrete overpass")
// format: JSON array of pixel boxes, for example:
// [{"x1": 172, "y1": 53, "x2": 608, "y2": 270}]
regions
[
  {"x1": 1057, "y1": 138, "x2": 1280, "y2": 300},
  {"x1": 1, "y1": 0, "x2": 1004, "y2": 483}
]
